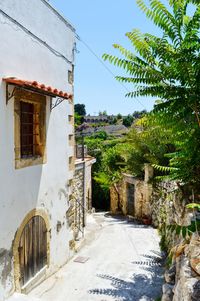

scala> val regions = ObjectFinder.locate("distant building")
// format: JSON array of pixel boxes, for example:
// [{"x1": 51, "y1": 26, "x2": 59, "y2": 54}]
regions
[{"x1": 84, "y1": 115, "x2": 110, "y2": 123}]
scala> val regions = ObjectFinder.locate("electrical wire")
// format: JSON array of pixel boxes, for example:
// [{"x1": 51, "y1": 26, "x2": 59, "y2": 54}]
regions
[
  {"x1": 76, "y1": 34, "x2": 147, "y2": 110},
  {"x1": 0, "y1": 7, "x2": 147, "y2": 110},
  {"x1": 0, "y1": 8, "x2": 73, "y2": 65}
]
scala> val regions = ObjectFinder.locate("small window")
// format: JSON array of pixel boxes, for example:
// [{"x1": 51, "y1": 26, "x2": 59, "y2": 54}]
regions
[
  {"x1": 20, "y1": 102, "x2": 35, "y2": 158},
  {"x1": 68, "y1": 179, "x2": 73, "y2": 187},
  {"x1": 69, "y1": 156, "x2": 74, "y2": 170},
  {"x1": 68, "y1": 115, "x2": 73, "y2": 123},
  {"x1": 68, "y1": 65, "x2": 74, "y2": 85},
  {"x1": 69, "y1": 134, "x2": 74, "y2": 146},
  {"x1": 14, "y1": 89, "x2": 46, "y2": 169}
]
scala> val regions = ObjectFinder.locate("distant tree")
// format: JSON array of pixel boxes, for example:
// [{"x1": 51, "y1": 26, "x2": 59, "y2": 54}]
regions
[
  {"x1": 112, "y1": 117, "x2": 118, "y2": 125},
  {"x1": 74, "y1": 112, "x2": 84, "y2": 128},
  {"x1": 75, "y1": 104, "x2": 86, "y2": 116},
  {"x1": 99, "y1": 110, "x2": 107, "y2": 116},
  {"x1": 117, "y1": 113, "x2": 122, "y2": 120},
  {"x1": 122, "y1": 115, "x2": 134, "y2": 127},
  {"x1": 109, "y1": 117, "x2": 116, "y2": 125},
  {"x1": 132, "y1": 110, "x2": 147, "y2": 119},
  {"x1": 94, "y1": 131, "x2": 108, "y2": 140}
]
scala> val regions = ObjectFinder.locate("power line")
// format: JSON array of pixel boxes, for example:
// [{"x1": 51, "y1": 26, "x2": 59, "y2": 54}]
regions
[
  {"x1": 0, "y1": 7, "x2": 147, "y2": 110},
  {"x1": 0, "y1": 8, "x2": 73, "y2": 64},
  {"x1": 76, "y1": 34, "x2": 147, "y2": 110}
]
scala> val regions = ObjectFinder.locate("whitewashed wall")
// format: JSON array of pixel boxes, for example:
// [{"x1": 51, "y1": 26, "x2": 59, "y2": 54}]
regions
[
  {"x1": 0, "y1": 0, "x2": 75, "y2": 299},
  {"x1": 85, "y1": 158, "x2": 96, "y2": 212}
]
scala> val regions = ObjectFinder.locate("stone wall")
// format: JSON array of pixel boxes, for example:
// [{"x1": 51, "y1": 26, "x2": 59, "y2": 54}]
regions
[
  {"x1": 67, "y1": 162, "x2": 84, "y2": 241},
  {"x1": 162, "y1": 235, "x2": 200, "y2": 301},
  {"x1": 110, "y1": 164, "x2": 153, "y2": 220},
  {"x1": 150, "y1": 181, "x2": 200, "y2": 301},
  {"x1": 151, "y1": 182, "x2": 192, "y2": 227},
  {"x1": 67, "y1": 156, "x2": 96, "y2": 245}
]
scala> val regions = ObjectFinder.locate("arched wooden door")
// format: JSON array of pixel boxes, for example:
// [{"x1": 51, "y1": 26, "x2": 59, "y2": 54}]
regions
[{"x1": 18, "y1": 215, "x2": 47, "y2": 286}]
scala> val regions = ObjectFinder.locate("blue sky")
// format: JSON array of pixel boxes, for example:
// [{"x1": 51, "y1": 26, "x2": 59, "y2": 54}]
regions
[{"x1": 50, "y1": 0, "x2": 160, "y2": 115}]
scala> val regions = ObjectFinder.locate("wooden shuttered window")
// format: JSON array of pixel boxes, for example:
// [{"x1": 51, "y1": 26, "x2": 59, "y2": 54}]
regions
[
  {"x1": 20, "y1": 101, "x2": 44, "y2": 159},
  {"x1": 20, "y1": 102, "x2": 34, "y2": 158},
  {"x1": 14, "y1": 89, "x2": 46, "y2": 168}
]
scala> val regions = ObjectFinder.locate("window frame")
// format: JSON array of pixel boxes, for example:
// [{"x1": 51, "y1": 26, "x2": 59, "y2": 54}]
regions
[{"x1": 14, "y1": 89, "x2": 47, "y2": 169}]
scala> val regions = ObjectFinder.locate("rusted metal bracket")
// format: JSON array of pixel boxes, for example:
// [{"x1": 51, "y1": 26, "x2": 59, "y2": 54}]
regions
[
  {"x1": 6, "y1": 84, "x2": 17, "y2": 104},
  {"x1": 6, "y1": 83, "x2": 69, "y2": 110},
  {"x1": 50, "y1": 97, "x2": 65, "y2": 110}
]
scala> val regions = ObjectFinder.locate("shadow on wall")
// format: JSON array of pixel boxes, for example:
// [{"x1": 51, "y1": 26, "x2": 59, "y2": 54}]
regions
[{"x1": 89, "y1": 252, "x2": 164, "y2": 301}]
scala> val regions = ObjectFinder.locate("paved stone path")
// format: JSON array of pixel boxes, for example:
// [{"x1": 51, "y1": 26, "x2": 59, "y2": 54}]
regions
[{"x1": 17, "y1": 213, "x2": 164, "y2": 301}]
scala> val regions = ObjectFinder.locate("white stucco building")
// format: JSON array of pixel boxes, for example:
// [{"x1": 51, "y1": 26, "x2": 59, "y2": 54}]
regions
[{"x1": 0, "y1": 1, "x2": 76, "y2": 299}]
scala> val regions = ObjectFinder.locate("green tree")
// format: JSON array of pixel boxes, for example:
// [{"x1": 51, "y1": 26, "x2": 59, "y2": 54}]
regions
[
  {"x1": 103, "y1": 0, "x2": 200, "y2": 188},
  {"x1": 103, "y1": 0, "x2": 200, "y2": 124},
  {"x1": 99, "y1": 110, "x2": 107, "y2": 116},
  {"x1": 132, "y1": 110, "x2": 147, "y2": 119},
  {"x1": 94, "y1": 144, "x2": 126, "y2": 189},
  {"x1": 109, "y1": 117, "x2": 118, "y2": 125},
  {"x1": 74, "y1": 112, "x2": 84, "y2": 128},
  {"x1": 84, "y1": 133, "x2": 121, "y2": 210},
  {"x1": 117, "y1": 113, "x2": 122, "y2": 120},
  {"x1": 122, "y1": 114, "x2": 134, "y2": 127},
  {"x1": 74, "y1": 104, "x2": 86, "y2": 116},
  {"x1": 148, "y1": 110, "x2": 200, "y2": 186},
  {"x1": 122, "y1": 115, "x2": 174, "y2": 178},
  {"x1": 93, "y1": 131, "x2": 108, "y2": 140}
]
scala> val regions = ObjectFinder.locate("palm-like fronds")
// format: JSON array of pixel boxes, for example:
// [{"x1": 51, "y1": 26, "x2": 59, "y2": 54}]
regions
[
  {"x1": 103, "y1": 0, "x2": 200, "y2": 187},
  {"x1": 103, "y1": 0, "x2": 200, "y2": 123}
]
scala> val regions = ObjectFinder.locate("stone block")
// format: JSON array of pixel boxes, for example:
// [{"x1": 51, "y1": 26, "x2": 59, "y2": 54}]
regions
[
  {"x1": 173, "y1": 255, "x2": 199, "y2": 301},
  {"x1": 189, "y1": 236, "x2": 200, "y2": 259},
  {"x1": 161, "y1": 294, "x2": 173, "y2": 301},
  {"x1": 162, "y1": 283, "x2": 174, "y2": 301},
  {"x1": 190, "y1": 258, "x2": 200, "y2": 276},
  {"x1": 165, "y1": 264, "x2": 176, "y2": 284},
  {"x1": 162, "y1": 283, "x2": 174, "y2": 294},
  {"x1": 192, "y1": 280, "x2": 200, "y2": 301}
]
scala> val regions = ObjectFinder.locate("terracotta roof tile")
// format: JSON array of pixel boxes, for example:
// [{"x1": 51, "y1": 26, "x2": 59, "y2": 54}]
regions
[
  {"x1": 3, "y1": 77, "x2": 73, "y2": 100},
  {"x1": 47, "y1": 86, "x2": 52, "y2": 92},
  {"x1": 32, "y1": 81, "x2": 38, "y2": 86}
]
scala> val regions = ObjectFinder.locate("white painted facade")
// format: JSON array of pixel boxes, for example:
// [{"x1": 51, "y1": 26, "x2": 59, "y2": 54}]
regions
[
  {"x1": 84, "y1": 158, "x2": 96, "y2": 212},
  {"x1": 0, "y1": 1, "x2": 76, "y2": 299}
]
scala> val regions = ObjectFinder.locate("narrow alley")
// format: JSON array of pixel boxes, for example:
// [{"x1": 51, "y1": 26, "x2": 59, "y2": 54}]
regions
[{"x1": 28, "y1": 213, "x2": 164, "y2": 301}]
